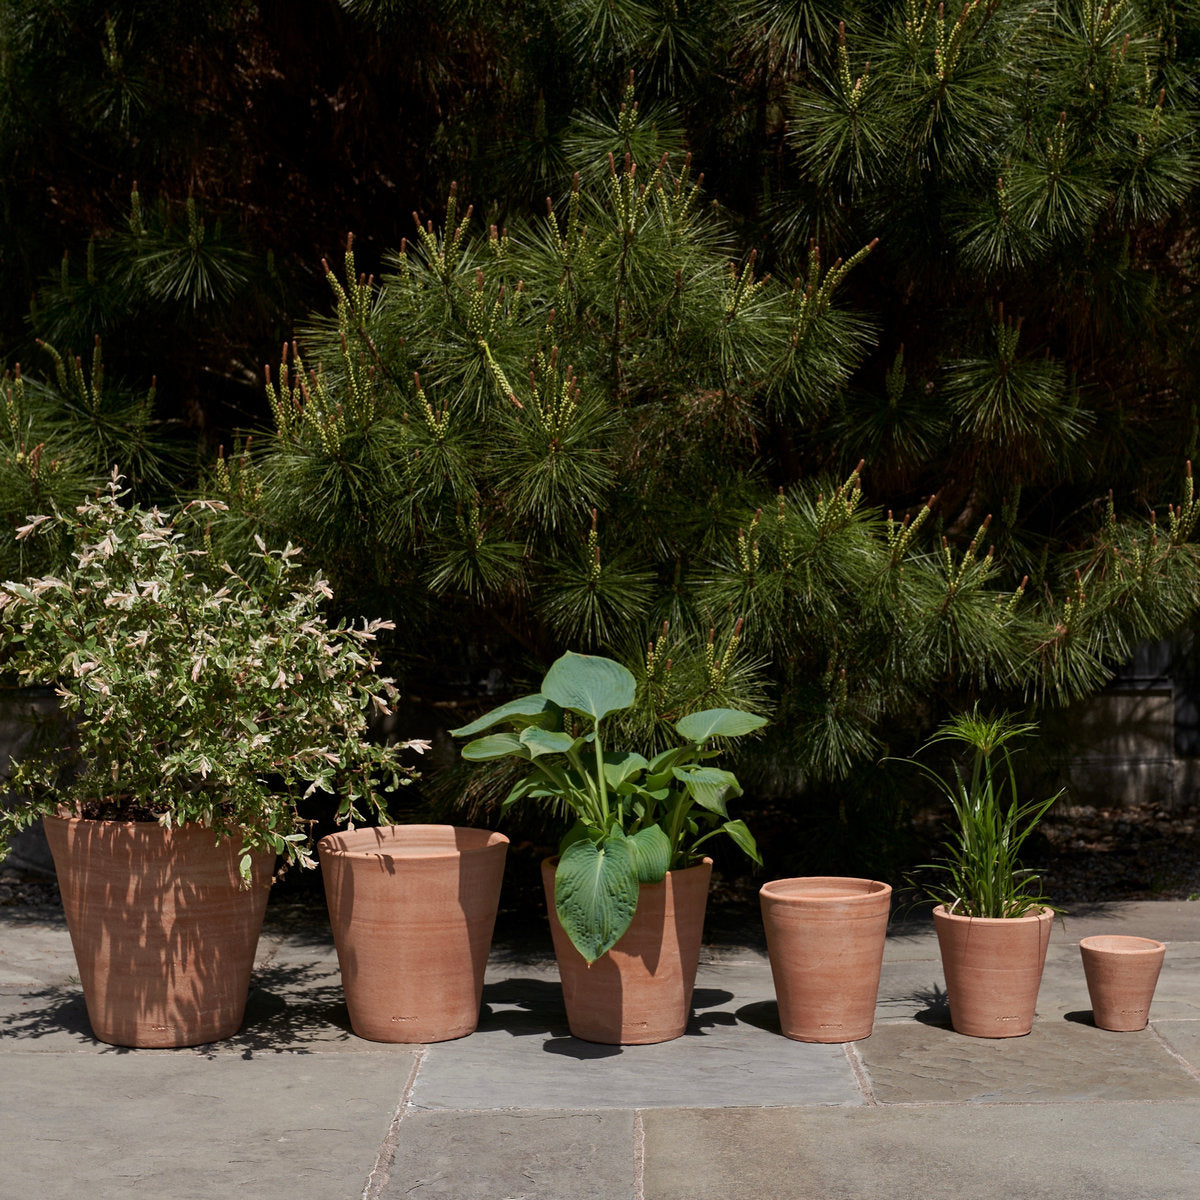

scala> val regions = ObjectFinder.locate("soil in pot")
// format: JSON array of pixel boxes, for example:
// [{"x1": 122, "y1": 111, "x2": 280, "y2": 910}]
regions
[
  {"x1": 540, "y1": 856, "x2": 711, "y2": 1045},
  {"x1": 319, "y1": 824, "x2": 508, "y2": 1043},
  {"x1": 43, "y1": 815, "x2": 274, "y2": 1048}
]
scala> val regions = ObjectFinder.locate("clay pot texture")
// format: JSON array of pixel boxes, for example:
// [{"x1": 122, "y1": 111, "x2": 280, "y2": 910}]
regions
[
  {"x1": 1080, "y1": 935, "x2": 1166, "y2": 1032},
  {"x1": 541, "y1": 856, "x2": 711, "y2": 1045},
  {"x1": 759, "y1": 876, "x2": 892, "y2": 1042},
  {"x1": 319, "y1": 824, "x2": 508, "y2": 1043},
  {"x1": 43, "y1": 814, "x2": 273, "y2": 1048},
  {"x1": 933, "y1": 905, "x2": 1054, "y2": 1037}
]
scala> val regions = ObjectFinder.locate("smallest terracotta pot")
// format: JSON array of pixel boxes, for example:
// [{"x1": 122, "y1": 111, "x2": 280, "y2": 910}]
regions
[{"x1": 1080, "y1": 935, "x2": 1166, "y2": 1032}]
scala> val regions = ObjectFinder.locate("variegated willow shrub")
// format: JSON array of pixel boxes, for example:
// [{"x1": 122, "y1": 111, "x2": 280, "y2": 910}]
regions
[{"x1": 0, "y1": 473, "x2": 425, "y2": 877}]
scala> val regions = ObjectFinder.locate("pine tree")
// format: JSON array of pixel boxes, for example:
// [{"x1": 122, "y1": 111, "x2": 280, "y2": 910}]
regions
[{"x1": 205, "y1": 78, "x2": 1200, "y2": 815}]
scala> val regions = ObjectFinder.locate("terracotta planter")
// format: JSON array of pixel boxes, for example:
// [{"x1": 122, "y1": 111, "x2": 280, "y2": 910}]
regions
[
  {"x1": 933, "y1": 904, "x2": 1054, "y2": 1038},
  {"x1": 43, "y1": 814, "x2": 273, "y2": 1048},
  {"x1": 1080, "y1": 935, "x2": 1166, "y2": 1032},
  {"x1": 319, "y1": 824, "x2": 508, "y2": 1043},
  {"x1": 759, "y1": 876, "x2": 892, "y2": 1042},
  {"x1": 541, "y1": 856, "x2": 711, "y2": 1045}
]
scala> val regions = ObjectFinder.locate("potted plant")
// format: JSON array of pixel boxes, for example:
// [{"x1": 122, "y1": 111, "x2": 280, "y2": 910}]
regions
[
  {"x1": 902, "y1": 709, "x2": 1061, "y2": 1038},
  {"x1": 451, "y1": 650, "x2": 766, "y2": 1044},
  {"x1": 0, "y1": 473, "x2": 424, "y2": 1048}
]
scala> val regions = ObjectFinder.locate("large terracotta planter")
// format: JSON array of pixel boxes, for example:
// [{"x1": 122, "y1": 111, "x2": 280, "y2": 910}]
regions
[
  {"x1": 759, "y1": 876, "x2": 892, "y2": 1042},
  {"x1": 1080, "y1": 935, "x2": 1166, "y2": 1032},
  {"x1": 933, "y1": 904, "x2": 1054, "y2": 1038},
  {"x1": 43, "y1": 814, "x2": 274, "y2": 1048},
  {"x1": 541, "y1": 856, "x2": 711, "y2": 1045},
  {"x1": 319, "y1": 824, "x2": 508, "y2": 1043}
]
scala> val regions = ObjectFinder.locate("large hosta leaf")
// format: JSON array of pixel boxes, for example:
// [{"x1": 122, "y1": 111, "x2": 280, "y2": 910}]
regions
[
  {"x1": 673, "y1": 765, "x2": 742, "y2": 814},
  {"x1": 519, "y1": 728, "x2": 581, "y2": 759},
  {"x1": 450, "y1": 694, "x2": 560, "y2": 738},
  {"x1": 719, "y1": 819, "x2": 761, "y2": 864},
  {"x1": 554, "y1": 829, "x2": 639, "y2": 963},
  {"x1": 460, "y1": 732, "x2": 529, "y2": 761},
  {"x1": 675, "y1": 708, "x2": 767, "y2": 743},
  {"x1": 627, "y1": 824, "x2": 671, "y2": 883},
  {"x1": 541, "y1": 651, "x2": 635, "y2": 724},
  {"x1": 602, "y1": 750, "x2": 648, "y2": 792}
]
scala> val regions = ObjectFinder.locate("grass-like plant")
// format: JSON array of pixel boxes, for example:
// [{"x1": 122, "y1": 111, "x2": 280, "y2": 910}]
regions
[{"x1": 902, "y1": 709, "x2": 1060, "y2": 919}]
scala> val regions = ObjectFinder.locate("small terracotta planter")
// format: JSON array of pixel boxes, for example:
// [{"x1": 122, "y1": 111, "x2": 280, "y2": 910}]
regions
[
  {"x1": 933, "y1": 904, "x2": 1054, "y2": 1038},
  {"x1": 759, "y1": 876, "x2": 892, "y2": 1042},
  {"x1": 43, "y1": 814, "x2": 274, "y2": 1048},
  {"x1": 1080, "y1": 935, "x2": 1166, "y2": 1032},
  {"x1": 319, "y1": 824, "x2": 508, "y2": 1043},
  {"x1": 541, "y1": 856, "x2": 711, "y2": 1045}
]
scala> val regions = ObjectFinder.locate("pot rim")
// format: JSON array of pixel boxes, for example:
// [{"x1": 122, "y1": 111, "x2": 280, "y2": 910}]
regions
[
  {"x1": 759, "y1": 875, "x2": 891, "y2": 903},
  {"x1": 319, "y1": 823, "x2": 509, "y2": 860},
  {"x1": 1079, "y1": 934, "x2": 1166, "y2": 955},
  {"x1": 932, "y1": 903, "x2": 1055, "y2": 926},
  {"x1": 541, "y1": 853, "x2": 713, "y2": 876}
]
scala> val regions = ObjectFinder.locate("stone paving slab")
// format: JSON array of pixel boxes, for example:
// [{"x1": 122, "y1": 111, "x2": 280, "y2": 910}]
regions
[
  {"x1": 2, "y1": 1050, "x2": 407, "y2": 1200},
  {"x1": 0, "y1": 914, "x2": 72, "y2": 988},
  {"x1": 640, "y1": 1100, "x2": 1200, "y2": 1200},
  {"x1": 413, "y1": 964, "x2": 863, "y2": 1111},
  {"x1": 1152, "y1": 1019, "x2": 1200, "y2": 1075},
  {"x1": 382, "y1": 1109, "x2": 635, "y2": 1200},
  {"x1": 857, "y1": 1016, "x2": 1200, "y2": 1103}
]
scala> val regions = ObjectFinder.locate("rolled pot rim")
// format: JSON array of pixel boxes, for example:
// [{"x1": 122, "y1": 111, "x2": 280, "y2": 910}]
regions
[
  {"x1": 318, "y1": 823, "x2": 509, "y2": 859},
  {"x1": 541, "y1": 853, "x2": 713, "y2": 876},
  {"x1": 759, "y1": 875, "x2": 892, "y2": 903},
  {"x1": 932, "y1": 903, "x2": 1055, "y2": 926},
  {"x1": 1079, "y1": 934, "x2": 1166, "y2": 955}
]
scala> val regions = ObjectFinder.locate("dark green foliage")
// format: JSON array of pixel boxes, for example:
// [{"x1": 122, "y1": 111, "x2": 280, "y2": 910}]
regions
[{"x1": 3, "y1": 0, "x2": 1199, "y2": 869}]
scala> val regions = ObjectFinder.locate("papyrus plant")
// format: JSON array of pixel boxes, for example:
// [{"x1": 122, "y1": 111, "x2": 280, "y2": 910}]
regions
[
  {"x1": 0, "y1": 472, "x2": 424, "y2": 876},
  {"x1": 452, "y1": 651, "x2": 765, "y2": 962},
  {"x1": 901, "y1": 710, "x2": 1060, "y2": 919}
]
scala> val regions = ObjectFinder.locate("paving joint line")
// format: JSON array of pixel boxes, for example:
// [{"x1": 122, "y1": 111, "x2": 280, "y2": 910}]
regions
[
  {"x1": 361, "y1": 1045, "x2": 426, "y2": 1200},
  {"x1": 1149, "y1": 1022, "x2": 1200, "y2": 1083},
  {"x1": 843, "y1": 1041, "x2": 879, "y2": 1106},
  {"x1": 633, "y1": 1109, "x2": 646, "y2": 1200}
]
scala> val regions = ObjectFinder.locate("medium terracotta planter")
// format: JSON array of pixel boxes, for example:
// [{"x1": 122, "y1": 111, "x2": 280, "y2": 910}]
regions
[
  {"x1": 1080, "y1": 935, "x2": 1166, "y2": 1032},
  {"x1": 43, "y1": 814, "x2": 274, "y2": 1048},
  {"x1": 759, "y1": 876, "x2": 892, "y2": 1042},
  {"x1": 541, "y1": 856, "x2": 711, "y2": 1045},
  {"x1": 933, "y1": 904, "x2": 1054, "y2": 1037},
  {"x1": 319, "y1": 824, "x2": 508, "y2": 1043}
]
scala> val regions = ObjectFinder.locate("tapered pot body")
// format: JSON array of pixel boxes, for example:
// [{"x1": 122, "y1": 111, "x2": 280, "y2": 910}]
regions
[
  {"x1": 933, "y1": 905, "x2": 1054, "y2": 1037},
  {"x1": 319, "y1": 824, "x2": 508, "y2": 1043},
  {"x1": 541, "y1": 857, "x2": 711, "y2": 1045},
  {"x1": 43, "y1": 815, "x2": 273, "y2": 1048},
  {"x1": 1080, "y1": 935, "x2": 1166, "y2": 1032},
  {"x1": 760, "y1": 876, "x2": 892, "y2": 1042}
]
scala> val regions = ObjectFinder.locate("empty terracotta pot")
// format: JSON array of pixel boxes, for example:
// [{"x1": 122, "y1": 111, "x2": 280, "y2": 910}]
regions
[
  {"x1": 1080, "y1": 935, "x2": 1166, "y2": 1032},
  {"x1": 44, "y1": 815, "x2": 274, "y2": 1048},
  {"x1": 933, "y1": 905, "x2": 1054, "y2": 1038},
  {"x1": 760, "y1": 876, "x2": 892, "y2": 1042},
  {"x1": 542, "y1": 856, "x2": 711, "y2": 1044},
  {"x1": 319, "y1": 824, "x2": 508, "y2": 1043}
]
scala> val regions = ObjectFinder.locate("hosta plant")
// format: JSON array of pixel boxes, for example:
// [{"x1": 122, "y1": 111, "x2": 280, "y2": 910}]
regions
[
  {"x1": 451, "y1": 650, "x2": 766, "y2": 962},
  {"x1": 903, "y1": 710, "x2": 1060, "y2": 919},
  {"x1": 0, "y1": 472, "x2": 425, "y2": 876}
]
